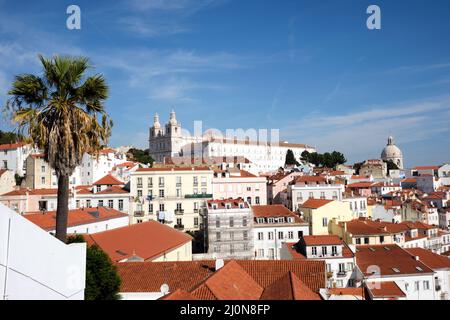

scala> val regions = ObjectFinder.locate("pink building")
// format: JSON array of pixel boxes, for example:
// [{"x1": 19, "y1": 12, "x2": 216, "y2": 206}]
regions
[
  {"x1": 0, "y1": 188, "x2": 60, "y2": 214},
  {"x1": 212, "y1": 169, "x2": 267, "y2": 205},
  {"x1": 267, "y1": 171, "x2": 304, "y2": 204}
]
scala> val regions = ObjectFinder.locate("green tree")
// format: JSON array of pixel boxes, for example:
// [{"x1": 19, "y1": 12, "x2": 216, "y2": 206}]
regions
[
  {"x1": 0, "y1": 130, "x2": 22, "y2": 144},
  {"x1": 308, "y1": 152, "x2": 324, "y2": 167},
  {"x1": 5, "y1": 55, "x2": 112, "y2": 242},
  {"x1": 127, "y1": 148, "x2": 154, "y2": 166},
  {"x1": 67, "y1": 235, "x2": 121, "y2": 300},
  {"x1": 385, "y1": 160, "x2": 399, "y2": 172},
  {"x1": 285, "y1": 149, "x2": 299, "y2": 166},
  {"x1": 330, "y1": 151, "x2": 347, "y2": 167},
  {"x1": 301, "y1": 150, "x2": 310, "y2": 163}
]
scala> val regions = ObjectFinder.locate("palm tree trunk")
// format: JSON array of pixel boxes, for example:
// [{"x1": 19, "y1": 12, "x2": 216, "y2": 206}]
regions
[{"x1": 55, "y1": 174, "x2": 70, "y2": 242}]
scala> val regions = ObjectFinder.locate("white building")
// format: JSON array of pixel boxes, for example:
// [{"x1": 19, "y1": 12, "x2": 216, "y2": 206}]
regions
[
  {"x1": 287, "y1": 176, "x2": 344, "y2": 211},
  {"x1": 79, "y1": 148, "x2": 128, "y2": 186},
  {"x1": 280, "y1": 235, "x2": 356, "y2": 288},
  {"x1": 149, "y1": 111, "x2": 316, "y2": 173},
  {"x1": 252, "y1": 205, "x2": 309, "y2": 260},
  {"x1": 0, "y1": 169, "x2": 16, "y2": 195},
  {"x1": 355, "y1": 244, "x2": 438, "y2": 300},
  {"x1": 342, "y1": 196, "x2": 369, "y2": 219},
  {"x1": 24, "y1": 206, "x2": 129, "y2": 235},
  {"x1": 0, "y1": 203, "x2": 86, "y2": 300},
  {"x1": 0, "y1": 143, "x2": 34, "y2": 177}
]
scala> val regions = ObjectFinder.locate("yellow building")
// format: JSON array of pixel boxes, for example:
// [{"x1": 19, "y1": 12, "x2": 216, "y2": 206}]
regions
[
  {"x1": 129, "y1": 166, "x2": 214, "y2": 231},
  {"x1": 299, "y1": 199, "x2": 353, "y2": 235},
  {"x1": 329, "y1": 218, "x2": 403, "y2": 245},
  {"x1": 23, "y1": 154, "x2": 53, "y2": 189}
]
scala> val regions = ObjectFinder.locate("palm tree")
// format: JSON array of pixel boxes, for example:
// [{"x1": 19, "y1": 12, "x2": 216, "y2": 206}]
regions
[{"x1": 6, "y1": 55, "x2": 113, "y2": 242}]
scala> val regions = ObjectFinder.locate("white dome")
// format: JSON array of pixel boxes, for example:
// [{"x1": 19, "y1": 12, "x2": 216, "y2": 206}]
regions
[{"x1": 381, "y1": 144, "x2": 403, "y2": 159}]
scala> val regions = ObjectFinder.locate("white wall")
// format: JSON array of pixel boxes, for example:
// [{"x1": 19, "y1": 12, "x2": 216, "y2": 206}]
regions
[{"x1": 0, "y1": 203, "x2": 86, "y2": 300}]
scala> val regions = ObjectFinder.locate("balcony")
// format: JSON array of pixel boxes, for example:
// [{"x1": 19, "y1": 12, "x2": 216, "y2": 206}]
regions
[
  {"x1": 176, "y1": 183, "x2": 182, "y2": 187},
  {"x1": 134, "y1": 211, "x2": 145, "y2": 217},
  {"x1": 174, "y1": 224, "x2": 185, "y2": 230},
  {"x1": 337, "y1": 271, "x2": 347, "y2": 277},
  {"x1": 175, "y1": 209, "x2": 185, "y2": 215},
  {"x1": 185, "y1": 193, "x2": 213, "y2": 199},
  {"x1": 147, "y1": 195, "x2": 156, "y2": 201}
]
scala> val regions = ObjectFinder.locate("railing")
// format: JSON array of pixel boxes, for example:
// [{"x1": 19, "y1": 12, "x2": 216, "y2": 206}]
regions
[
  {"x1": 337, "y1": 271, "x2": 347, "y2": 277},
  {"x1": 176, "y1": 183, "x2": 182, "y2": 187},
  {"x1": 185, "y1": 193, "x2": 213, "y2": 199},
  {"x1": 134, "y1": 211, "x2": 145, "y2": 217},
  {"x1": 174, "y1": 224, "x2": 185, "y2": 230},
  {"x1": 175, "y1": 209, "x2": 184, "y2": 215}
]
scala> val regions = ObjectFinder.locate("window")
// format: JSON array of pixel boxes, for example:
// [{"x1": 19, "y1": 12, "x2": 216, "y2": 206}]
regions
[
  {"x1": 76, "y1": 200, "x2": 80, "y2": 209},
  {"x1": 247, "y1": 197, "x2": 252, "y2": 204},
  {"x1": 258, "y1": 232, "x2": 263, "y2": 240},
  {"x1": 326, "y1": 264, "x2": 332, "y2": 272},
  {"x1": 148, "y1": 177, "x2": 153, "y2": 187},
  {"x1": 347, "y1": 262, "x2": 354, "y2": 271},
  {"x1": 243, "y1": 231, "x2": 248, "y2": 240},
  {"x1": 41, "y1": 177, "x2": 46, "y2": 184},
  {"x1": 2, "y1": 160, "x2": 7, "y2": 169},
  {"x1": 322, "y1": 217, "x2": 328, "y2": 227},
  {"x1": 255, "y1": 196, "x2": 260, "y2": 205},
  {"x1": 216, "y1": 219, "x2": 220, "y2": 228},
  {"x1": 149, "y1": 203, "x2": 153, "y2": 213},
  {"x1": 364, "y1": 237, "x2": 369, "y2": 244},
  {"x1": 414, "y1": 281, "x2": 420, "y2": 291},
  {"x1": 86, "y1": 200, "x2": 91, "y2": 208},
  {"x1": 176, "y1": 189, "x2": 181, "y2": 197},
  {"x1": 288, "y1": 231, "x2": 293, "y2": 239},
  {"x1": 311, "y1": 247, "x2": 317, "y2": 255},
  {"x1": 333, "y1": 191, "x2": 338, "y2": 200},
  {"x1": 332, "y1": 246, "x2": 337, "y2": 255},
  {"x1": 176, "y1": 203, "x2": 182, "y2": 211},
  {"x1": 258, "y1": 249, "x2": 264, "y2": 257},
  {"x1": 268, "y1": 248, "x2": 275, "y2": 259},
  {"x1": 322, "y1": 246, "x2": 327, "y2": 255},
  {"x1": 216, "y1": 232, "x2": 221, "y2": 241},
  {"x1": 278, "y1": 231, "x2": 283, "y2": 240},
  {"x1": 159, "y1": 177, "x2": 164, "y2": 187},
  {"x1": 137, "y1": 177, "x2": 143, "y2": 188},
  {"x1": 98, "y1": 200, "x2": 104, "y2": 207},
  {"x1": 320, "y1": 192, "x2": 325, "y2": 199},
  {"x1": 356, "y1": 238, "x2": 361, "y2": 244},
  {"x1": 137, "y1": 190, "x2": 143, "y2": 197},
  {"x1": 298, "y1": 231, "x2": 303, "y2": 238},
  {"x1": 229, "y1": 217, "x2": 234, "y2": 227},
  {"x1": 339, "y1": 263, "x2": 345, "y2": 273},
  {"x1": 309, "y1": 192, "x2": 314, "y2": 199},
  {"x1": 159, "y1": 203, "x2": 165, "y2": 211},
  {"x1": 41, "y1": 166, "x2": 46, "y2": 173},
  {"x1": 380, "y1": 236, "x2": 385, "y2": 243},
  {"x1": 108, "y1": 200, "x2": 114, "y2": 208},
  {"x1": 423, "y1": 281, "x2": 430, "y2": 290},
  {"x1": 193, "y1": 176, "x2": 198, "y2": 186},
  {"x1": 177, "y1": 218, "x2": 182, "y2": 226},
  {"x1": 159, "y1": 189, "x2": 165, "y2": 198},
  {"x1": 243, "y1": 217, "x2": 247, "y2": 227},
  {"x1": 268, "y1": 232, "x2": 274, "y2": 240}
]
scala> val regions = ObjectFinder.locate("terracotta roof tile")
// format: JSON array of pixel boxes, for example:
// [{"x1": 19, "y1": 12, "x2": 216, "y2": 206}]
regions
[
  {"x1": 366, "y1": 281, "x2": 406, "y2": 298},
  {"x1": 0, "y1": 142, "x2": 27, "y2": 150},
  {"x1": 24, "y1": 207, "x2": 127, "y2": 231},
  {"x1": 84, "y1": 221, "x2": 192, "y2": 262},
  {"x1": 300, "y1": 199, "x2": 333, "y2": 209},
  {"x1": 405, "y1": 248, "x2": 450, "y2": 269},
  {"x1": 93, "y1": 174, "x2": 124, "y2": 186}
]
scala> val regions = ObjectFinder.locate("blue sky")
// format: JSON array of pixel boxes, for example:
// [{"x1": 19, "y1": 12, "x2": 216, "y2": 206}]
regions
[{"x1": 0, "y1": 0, "x2": 449, "y2": 167}]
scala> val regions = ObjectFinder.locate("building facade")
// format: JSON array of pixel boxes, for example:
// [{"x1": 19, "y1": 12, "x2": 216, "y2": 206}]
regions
[{"x1": 129, "y1": 167, "x2": 214, "y2": 231}]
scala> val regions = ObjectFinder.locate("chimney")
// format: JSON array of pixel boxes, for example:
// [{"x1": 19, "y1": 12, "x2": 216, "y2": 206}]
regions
[
  {"x1": 215, "y1": 258, "x2": 224, "y2": 271},
  {"x1": 415, "y1": 256, "x2": 420, "y2": 261}
]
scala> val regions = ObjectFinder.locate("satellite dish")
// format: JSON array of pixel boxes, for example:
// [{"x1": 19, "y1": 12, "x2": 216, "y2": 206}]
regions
[{"x1": 160, "y1": 283, "x2": 169, "y2": 295}]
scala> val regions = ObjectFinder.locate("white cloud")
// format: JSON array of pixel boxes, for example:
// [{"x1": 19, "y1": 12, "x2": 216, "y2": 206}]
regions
[{"x1": 280, "y1": 96, "x2": 450, "y2": 163}]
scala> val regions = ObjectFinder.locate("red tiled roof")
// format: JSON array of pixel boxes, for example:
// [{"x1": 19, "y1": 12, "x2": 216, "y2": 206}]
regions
[
  {"x1": 300, "y1": 199, "x2": 333, "y2": 209},
  {"x1": 190, "y1": 261, "x2": 264, "y2": 300},
  {"x1": 294, "y1": 176, "x2": 327, "y2": 183},
  {"x1": 24, "y1": 207, "x2": 127, "y2": 231},
  {"x1": 252, "y1": 205, "x2": 303, "y2": 222},
  {"x1": 161, "y1": 289, "x2": 199, "y2": 300},
  {"x1": 366, "y1": 281, "x2": 406, "y2": 299},
  {"x1": 0, "y1": 142, "x2": 27, "y2": 150},
  {"x1": 207, "y1": 198, "x2": 249, "y2": 209},
  {"x1": 405, "y1": 248, "x2": 450, "y2": 269},
  {"x1": 302, "y1": 235, "x2": 343, "y2": 246},
  {"x1": 84, "y1": 221, "x2": 192, "y2": 262},
  {"x1": 136, "y1": 166, "x2": 212, "y2": 172},
  {"x1": 328, "y1": 287, "x2": 365, "y2": 299},
  {"x1": 93, "y1": 174, "x2": 124, "y2": 186},
  {"x1": 96, "y1": 186, "x2": 129, "y2": 195},
  {"x1": 117, "y1": 260, "x2": 326, "y2": 298},
  {"x1": 260, "y1": 271, "x2": 320, "y2": 300},
  {"x1": 355, "y1": 244, "x2": 434, "y2": 276},
  {"x1": 413, "y1": 166, "x2": 440, "y2": 170},
  {"x1": 99, "y1": 148, "x2": 116, "y2": 154},
  {"x1": 2, "y1": 188, "x2": 59, "y2": 197},
  {"x1": 401, "y1": 178, "x2": 417, "y2": 183},
  {"x1": 0, "y1": 169, "x2": 8, "y2": 177},
  {"x1": 347, "y1": 182, "x2": 374, "y2": 188}
]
